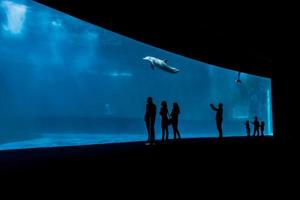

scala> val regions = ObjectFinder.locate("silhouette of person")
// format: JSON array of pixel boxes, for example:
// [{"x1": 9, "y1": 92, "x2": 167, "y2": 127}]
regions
[
  {"x1": 245, "y1": 120, "x2": 251, "y2": 137},
  {"x1": 252, "y1": 116, "x2": 260, "y2": 136},
  {"x1": 160, "y1": 101, "x2": 169, "y2": 143},
  {"x1": 170, "y1": 102, "x2": 181, "y2": 140},
  {"x1": 144, "y1": 97, "x2": 156, "y2": 145},
  {"x1": 210, "y1": 103, "x2": 223, "y2": 138},
  {"x1": 260, "y1": 121, "x2": 265, "y2": 136}
]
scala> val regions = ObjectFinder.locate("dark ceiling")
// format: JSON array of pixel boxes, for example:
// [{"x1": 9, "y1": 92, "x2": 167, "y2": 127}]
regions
[{"x1": 34, "y1": 0, "x2": 273, "y2": 77}]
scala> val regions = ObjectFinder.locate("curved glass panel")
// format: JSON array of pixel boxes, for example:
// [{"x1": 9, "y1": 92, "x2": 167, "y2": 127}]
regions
[{"x1": 0, "y1": 0, "x2": 272, "y2": 150}]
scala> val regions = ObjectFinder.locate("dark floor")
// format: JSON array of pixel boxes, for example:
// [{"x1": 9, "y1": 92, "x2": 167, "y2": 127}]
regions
[
  {"x1": 0, "y1": 136, "x2": 297, "y2": 176},
  {"x1": 0, "y1": 136, "x2": 298, "y2": 195}
]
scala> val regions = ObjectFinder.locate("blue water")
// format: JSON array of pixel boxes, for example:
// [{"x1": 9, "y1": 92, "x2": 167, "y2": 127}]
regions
[{"x1": 0, "y1": 0, "x2": 273, "y2": 150}]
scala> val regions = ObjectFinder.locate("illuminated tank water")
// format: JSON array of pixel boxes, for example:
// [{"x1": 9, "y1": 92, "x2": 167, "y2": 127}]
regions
[{"x1": 0, "y1": 0, "x2": 273, "y2": 150}]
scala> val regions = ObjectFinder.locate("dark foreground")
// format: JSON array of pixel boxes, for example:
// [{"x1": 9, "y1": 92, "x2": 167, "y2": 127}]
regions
[{"x1": 0, "y1": 136, "x2": 298, "y2": 193}]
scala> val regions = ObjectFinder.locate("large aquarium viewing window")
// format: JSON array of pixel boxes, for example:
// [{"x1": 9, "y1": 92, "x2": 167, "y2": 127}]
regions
[{"x1": 0, "y1": 0, "x2": 273, "y2": 150}]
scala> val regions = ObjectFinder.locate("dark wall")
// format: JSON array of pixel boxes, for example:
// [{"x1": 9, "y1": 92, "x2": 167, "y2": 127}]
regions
[
  {"x1": 272, "y1": 67, "x2": 295, "y2": 139},
  {"x1": 34, "y1": 0, "x2": 273, "y2": 77}
]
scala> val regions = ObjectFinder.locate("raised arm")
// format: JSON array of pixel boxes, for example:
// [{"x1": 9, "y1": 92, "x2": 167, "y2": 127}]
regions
[{"x1": 210, "y1": 104, "x2": 218, "y2": 111}]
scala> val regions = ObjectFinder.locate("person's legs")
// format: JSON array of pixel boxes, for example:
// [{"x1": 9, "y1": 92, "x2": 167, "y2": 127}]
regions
[
  {"x1": 145, "y1": 120, "x2": 150, "y2": 142},
  {"x1": 172, "y1": 124, "x2": 177, "y2": 140},
  {"x1": 254, "y1": 128, "x2": 259, "y2": 136},
  {"x1": 165, "y1": 126, "x2": 169, "y2": 141},
  {"x1": 176, "y1": 128, "x2": 181, "y2": 139},
  {"x1": 151, "y1": 127, "x2": 155, "y2": 143},
  {"x1": 162, "y1": 127, "x2": 165, "y2": 142},
  {"x1": 150, "y1": 119, "x2": 155, "y2": 143},
  {"x1": 217, "y1": 122, "x2": 223, "y2": 138},
  {"x1": 174, "y1": 121, "x2": 181, "y2": 140}
]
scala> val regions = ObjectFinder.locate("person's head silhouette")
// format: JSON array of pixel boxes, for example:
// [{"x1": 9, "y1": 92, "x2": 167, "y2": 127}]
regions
[
  {"x1": 173, "y1": 102, "x2": 179, "y2": 109},
  {"x1": 219, "y1": 103, "x2": 223, "y2": 109},
  {"x1": 161, "y1": 101, "x2": 167, "y2": 108},
  {"x1": 147, "y1": 97, "x2": 153, "y2": 104},
  {"x1": 254, "y1": 116, "x2": 258, "y2": 121}
]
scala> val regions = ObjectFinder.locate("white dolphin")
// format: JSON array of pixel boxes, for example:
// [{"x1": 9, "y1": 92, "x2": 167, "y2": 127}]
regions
[{"x1": 143, "y1": 56, "x2": 179, "y2": 73}]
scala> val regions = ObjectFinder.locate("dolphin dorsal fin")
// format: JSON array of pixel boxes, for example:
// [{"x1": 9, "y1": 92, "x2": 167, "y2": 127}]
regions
[{"x1": 164, "y1": 59, "x2": 168, "y2": 63}]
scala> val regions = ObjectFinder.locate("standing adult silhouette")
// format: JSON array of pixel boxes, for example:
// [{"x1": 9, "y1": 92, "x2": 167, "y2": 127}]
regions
[
  {"x1": 144, "y1": 97, "x2": 156, "y2": 145},
  {"x1": 210, "y1": 103, "x2": 224, "y2": 138},
  {"x1": 252, "y1": 116, "x2": 260, "y2": 136},
  {"x1": 245, "y1": 120, "x2": 251, "y2": 137},
  {"x1": 160, "y1": 101, "x2": 169, "y2": 143},
  {"x1": 170, "y1": 102, "x2": 181, "y2": 140},
  {"x1": 260, "y1": 121, "x2": 265, "y2": 136}
]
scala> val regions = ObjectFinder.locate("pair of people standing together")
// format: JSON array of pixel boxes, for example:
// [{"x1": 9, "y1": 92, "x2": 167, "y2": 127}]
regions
[{"x1": 144, "y1": 97, "x2": 181, "y2": 145}]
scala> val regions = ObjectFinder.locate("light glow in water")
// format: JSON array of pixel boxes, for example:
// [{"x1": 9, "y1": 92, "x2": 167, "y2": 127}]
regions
[{"x1": 1, "y1": 0, "x2": 27, "y2": 34}]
